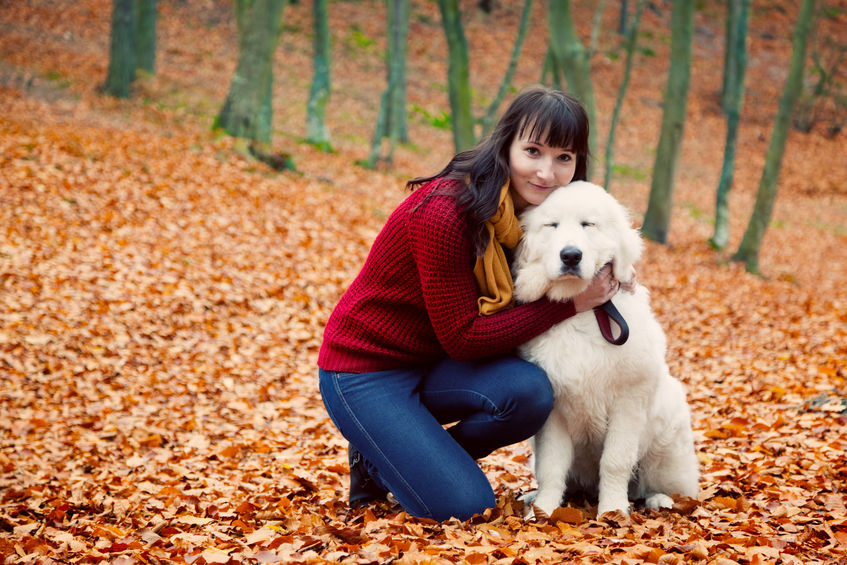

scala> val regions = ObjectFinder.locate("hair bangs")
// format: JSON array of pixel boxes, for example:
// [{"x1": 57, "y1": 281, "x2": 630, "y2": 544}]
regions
[{"x1": 518, "y1": 101, "x2": 587, "y2": 154}]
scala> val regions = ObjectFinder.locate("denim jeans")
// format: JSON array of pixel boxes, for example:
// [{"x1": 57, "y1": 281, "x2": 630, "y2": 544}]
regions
[{"x1": 318, "y1": 355, "x2": 553, "y2": 521}]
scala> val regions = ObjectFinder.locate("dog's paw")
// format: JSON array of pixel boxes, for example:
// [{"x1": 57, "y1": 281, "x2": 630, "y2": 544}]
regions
[
  {"x1": 518, "y1": 490, "x2": 540, "y2": 519},
  {"x1": 517, "y1": 490, "x2": 538, "y2": 504},
  {"x1": 597, "y1": 508, "x2": 631, "y2": 526},
  {"x1": 519, "y1": 489, "x2": 562, "y2": 519},
  {"x1": 527, "y1": 491, "x2": 561, "y2": 519},
  {"x1": 597, "y1": 499, "x2": 631, "y2": 517},
  {"x1": 645, "y1": 493, "x2": 674, "y2": 510}
]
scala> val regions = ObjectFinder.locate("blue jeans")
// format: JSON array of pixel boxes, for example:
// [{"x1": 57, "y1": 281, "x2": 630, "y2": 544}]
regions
[{"x1": 318, "y1": 355, "x2": 553, "y2": 521}]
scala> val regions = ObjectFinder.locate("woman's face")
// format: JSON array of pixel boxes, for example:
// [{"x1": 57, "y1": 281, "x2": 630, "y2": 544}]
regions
[{"x1": 508, "y1": 132, "x2": 577, "y2": 211}]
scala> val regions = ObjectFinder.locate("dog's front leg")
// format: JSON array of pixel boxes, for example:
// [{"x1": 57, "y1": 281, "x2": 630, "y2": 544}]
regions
[
  {"x1": 597, "y1": 404, "x2": 647, "y2": 516},
  {"x1": 528, "y1": 410, "x2": 573, "y2": 517}
]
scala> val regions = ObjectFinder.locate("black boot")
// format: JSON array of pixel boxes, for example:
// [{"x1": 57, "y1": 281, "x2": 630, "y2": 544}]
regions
[{"x1": 348, "y1": 443, "x2": 387, "y2": 508}]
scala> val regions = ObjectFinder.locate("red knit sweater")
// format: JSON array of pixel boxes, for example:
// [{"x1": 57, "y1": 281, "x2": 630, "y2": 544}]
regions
[{"x1": 318, "y1": 178, "x2": 577, "y2": 373}]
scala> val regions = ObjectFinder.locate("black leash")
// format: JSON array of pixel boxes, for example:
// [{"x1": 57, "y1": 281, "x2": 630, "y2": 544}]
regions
[{"x1": 594, "y1": 300, "x2": 629, "y2": 345}]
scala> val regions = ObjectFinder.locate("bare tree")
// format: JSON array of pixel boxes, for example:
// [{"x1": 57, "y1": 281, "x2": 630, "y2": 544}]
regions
[
  {"x1": 604, "y1": 0, "x2": 645, "y2": 190},
  {"x1": 215, "y1": 0, "x2": 287, "y2": 146},
  {"x1": 366, "y1": 0, "x2": 410, "y2": 168},
  {"x1": 641, "y1": 0, "x2": 695, "y2": 244},
  {"x1": 104, "y1": 0, "x2": 159, "y2": 98},
  {"x1": 546, "y1": 0, "x2": 603, "y2": 178},
  {"x1": 104, "y1": 0, "x2": 137, "y2": 98},
  {"x1": 136, "y1": 0, "x2": 158, "y2": 74},
  {"x1": 306, "y1": 0, "x2": 332, "y2": 152},
  {"x1": 480, "y1": 0, "x2": 533, "y2": 137},
  {"x1": 437, "y1": 0, "x2": 474, "y2": 152},
  {"x1": 711, "y1": 0, "x2": 750, "y2": 250},
  {"x1": 734, "y1": 0, "x2": 816, "y2": 273}
]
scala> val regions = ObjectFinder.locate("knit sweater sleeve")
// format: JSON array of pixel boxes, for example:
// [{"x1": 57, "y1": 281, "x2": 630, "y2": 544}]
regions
[{"x1": 406, "y1": 190, "x2": 577, "y2": 361}]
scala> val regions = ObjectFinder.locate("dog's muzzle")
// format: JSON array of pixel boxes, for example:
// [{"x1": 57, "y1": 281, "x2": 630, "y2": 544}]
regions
[{"x1": 559, "y1": 246, "x2": 582, "y2": 275}]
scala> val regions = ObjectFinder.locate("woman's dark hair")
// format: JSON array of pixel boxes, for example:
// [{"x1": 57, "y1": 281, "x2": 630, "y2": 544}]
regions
[{"x1": 407, "y1": 85, "x2": 590, "y2": 255}]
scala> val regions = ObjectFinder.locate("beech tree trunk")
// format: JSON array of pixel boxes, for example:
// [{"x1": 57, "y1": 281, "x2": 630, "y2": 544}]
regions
[
  {"x1": 386, "y1": 0, "x2": 410, "y2": 145},
  {"x1": 365, "y1": 0, "x2": 410, "y2": 168},
  {"x1": 306, "y1": 0, "x2": 332, "y2": 151},
  {"x1": 104, "y1": 0, "x2": 136, "y2": 98},
  {"x1": 604, "y1": 0, "x2": 644, "y2": 190},
  {"x1": 641, "y1": 0, "x2": 695, "y2": 244},
  {"x1": 481, "y1": 0, "x2": 532, "y2": 137},
  {"x1": 711, "y1": 0, "x2": 750, "y2": 250},
  {"x1": 437, "y1": 0, "x2": 474, "y2": 153},
  {"x1": 734, "y1": 0, "x2": 816, "y2": 273},
  {"x1": 547, "y1": 0, "x2": 598, "y2": 178},
  {"x1": 135, "y1": 0, "x2": 158, "y2": 74},
  {"x1": 215, "y1": 0, "x2": 286, "y2": 144}
]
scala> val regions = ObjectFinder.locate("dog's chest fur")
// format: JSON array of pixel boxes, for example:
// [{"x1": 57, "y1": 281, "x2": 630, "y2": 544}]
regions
[{"x1": 519, "y1": 287, "x2": 666, "y2": 444}]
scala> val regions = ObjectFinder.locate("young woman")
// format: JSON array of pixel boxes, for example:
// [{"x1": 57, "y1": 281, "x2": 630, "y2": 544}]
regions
[{"x1": 318, "y1": 85, "x2": 622, "y2": 521}]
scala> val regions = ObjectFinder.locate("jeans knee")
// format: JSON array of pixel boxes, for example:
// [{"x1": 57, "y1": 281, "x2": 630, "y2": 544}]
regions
[
  {"x1": 427, "y1": 484, "x2": 495, "y2": 522},
  {"x1": 392, "y1": 462, "x2": 496, "y2": 522},
  {"x1": 512, "y1": 363, "x2": 554, "y2": 421}
]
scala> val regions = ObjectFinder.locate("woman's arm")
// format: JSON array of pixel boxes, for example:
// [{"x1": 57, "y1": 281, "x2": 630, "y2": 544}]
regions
[{"x1": 407, "y1": 194, "x2": 616, "y2": 361}]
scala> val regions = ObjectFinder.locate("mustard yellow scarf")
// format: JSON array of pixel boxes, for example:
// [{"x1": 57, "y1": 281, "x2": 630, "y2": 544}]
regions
[{"x1": 473, "y1": 180, "x2": 523, "y2": 315}]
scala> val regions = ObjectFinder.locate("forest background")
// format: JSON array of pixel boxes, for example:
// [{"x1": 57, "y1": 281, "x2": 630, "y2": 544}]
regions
[{"x1": 1, "y1": 0, "x2": 846, "y2": 563}]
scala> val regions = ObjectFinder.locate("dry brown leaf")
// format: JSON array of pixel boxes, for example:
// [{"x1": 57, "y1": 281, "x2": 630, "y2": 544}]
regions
[{"x1": 1, "y1": 1, "x2": 845, "y2": 564}]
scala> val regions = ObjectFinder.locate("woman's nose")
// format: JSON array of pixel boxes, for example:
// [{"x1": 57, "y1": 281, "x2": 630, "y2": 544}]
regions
[{"x1": 536, "y1": 159, "x2": 554, "y2": 182}]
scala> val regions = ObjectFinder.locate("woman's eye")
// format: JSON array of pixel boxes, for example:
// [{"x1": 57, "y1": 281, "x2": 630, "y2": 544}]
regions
[
  {"x1": 581, "y1": 221, "x2": 595, "y2": 228},
  {"x1": 558, "y1": 153, "x2": 573, "y2": 162},
  {"x1": 525, "y1": 147, "x2": 539, "y2": 156}
]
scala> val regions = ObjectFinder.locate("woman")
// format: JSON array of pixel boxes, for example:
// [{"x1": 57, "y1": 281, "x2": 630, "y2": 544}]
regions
[{"x1": 318, "y1": 85, "x2": 622, "y2": 521}]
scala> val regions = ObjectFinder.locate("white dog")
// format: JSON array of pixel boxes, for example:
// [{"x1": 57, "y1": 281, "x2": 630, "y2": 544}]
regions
[{"x1": 513, "y1": 181, "x2": 699, "y2": 518}]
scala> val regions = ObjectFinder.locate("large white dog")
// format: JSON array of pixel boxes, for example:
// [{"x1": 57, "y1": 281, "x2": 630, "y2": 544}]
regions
[{"x1": 513, "y1": 181, "x2": 699, "y2": 518}]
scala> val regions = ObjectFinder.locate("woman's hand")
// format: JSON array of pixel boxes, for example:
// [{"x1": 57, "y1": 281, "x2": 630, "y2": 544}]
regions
[{"x1": 572, "y1": 264, "x2": 620, "y2": 313}]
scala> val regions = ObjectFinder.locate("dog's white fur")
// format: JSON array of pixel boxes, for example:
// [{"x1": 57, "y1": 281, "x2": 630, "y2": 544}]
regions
[{"x1": 514, "y1": 181, "x2": 699, "y2": 517}]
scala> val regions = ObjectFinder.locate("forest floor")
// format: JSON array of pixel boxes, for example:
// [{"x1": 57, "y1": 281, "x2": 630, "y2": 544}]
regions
[{"x1": 1, "y1": 0, "x2": 846, "y2": 563}]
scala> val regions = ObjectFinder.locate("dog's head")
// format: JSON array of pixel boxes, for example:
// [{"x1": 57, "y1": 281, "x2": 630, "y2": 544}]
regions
[{"x1": 513, "y1": 181, "x2": 643, "y2": 302}]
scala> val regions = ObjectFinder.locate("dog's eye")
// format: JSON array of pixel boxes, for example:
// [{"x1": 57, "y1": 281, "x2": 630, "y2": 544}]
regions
[
  {"x1": 543, "y1": 222, "x2": 559, "y2": 229},
  {"x1": 581, "y1": 221, "x2": 596, "y2": 228}
]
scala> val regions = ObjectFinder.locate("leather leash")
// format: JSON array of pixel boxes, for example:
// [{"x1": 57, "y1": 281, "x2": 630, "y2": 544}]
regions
[{"x1": 594, "y1": 300, "x2": 629, "y2": 345}]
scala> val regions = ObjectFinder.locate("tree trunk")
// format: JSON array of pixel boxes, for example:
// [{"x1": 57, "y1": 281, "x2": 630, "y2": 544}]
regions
[
  {"x1": 711, "y1": 0, "x2": 750, "y2": 250},
  {"x1": 365, "y1": 88, "x2": 391, "y2": 169},
  {"x1": 437, "y1": 0, "x2": 475, "y2": 153},
  {"x1": 135, "y1": 0, "x2": 157, "y2": 74},
  {"x1": 104, "y1": 0, "x2": 136, "y2": 98},
  {"x1": 604, "y1": 0, "x2": 644, "y2": 190},
  {"x1": 618, "y1": 0, "x2": 629, "y2": 36},
  {"x1": 720, "y1": 0, "x2": 743, "y2": 114},
  {"x1": 386, "y1": 0, "x2": 410, "y2": 146},
  {"x1": 641, "y1": 0, "x2": 695, "y2": 244},
  {"x1": 256, "y1": 68, "x2": 274, "y2": 145},
  {"x1": 547, "y1": 0, "x2": 597, "y2": 178},
  {"x1": 733, "y1": 0, "x2": 816, "y2": 273},
  {"x1": 481, "y1": 0, "x2": 532, "y2": 137},
  {"x1": 588, "y1": 0, "x2": 607, "y2": 56},
  {"x1": 215, "y1": 0, "x2": 286, "y2": 144},
  {"x1": 540, "y1": 46, "x2": 562, "y2": 90},
  {"x1": 364, "y1": 0, "x2": 410, "y2": 169},
  {"x1": 306, "y1": 0, "x2": 332, "y2": 151}
]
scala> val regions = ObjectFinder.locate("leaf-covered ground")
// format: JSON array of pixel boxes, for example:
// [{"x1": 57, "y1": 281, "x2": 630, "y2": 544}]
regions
[{"x1": 1, "y1": 1, "x2": 845, "y2": 563}]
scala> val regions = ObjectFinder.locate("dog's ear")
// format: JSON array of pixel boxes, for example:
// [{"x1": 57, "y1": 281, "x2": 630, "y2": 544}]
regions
[
  {"x1": 610, "y1": 201, "x2": 643, "y2": 282},
  {"x1": 512, "y1": 209, "x2": 550, "y2": 303},
  {"x1": 512, "y1": 256, "x2": 549, "y2": 303}
]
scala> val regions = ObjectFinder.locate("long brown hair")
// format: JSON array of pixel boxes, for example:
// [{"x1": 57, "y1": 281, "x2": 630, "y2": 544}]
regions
[{"x1": 408, "y1": 85, "x2": 590, "y2": 255}]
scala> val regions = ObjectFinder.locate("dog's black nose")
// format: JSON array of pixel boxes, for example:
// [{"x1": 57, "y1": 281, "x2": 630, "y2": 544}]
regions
[{"x1": 559, "y1": 246, "x2": 582, "y2": 268}]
